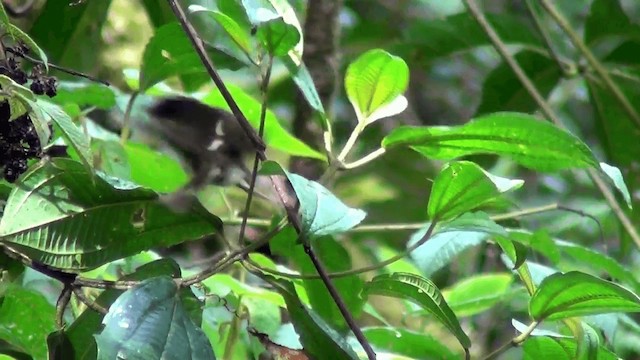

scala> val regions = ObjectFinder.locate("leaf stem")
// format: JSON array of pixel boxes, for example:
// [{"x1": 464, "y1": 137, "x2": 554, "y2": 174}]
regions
[
  {"x1": 119, "y1": 91, "x2": 138, "y2": 145},
  {"x1": 483, "y1": 320, "x2": 539, "y2": 360},
  {"x1": 343, "y1": 147, "x2": 386, "y2": 169},
  {"x1": 336, "y1": 122, "x2": 365, "y2": 162}
]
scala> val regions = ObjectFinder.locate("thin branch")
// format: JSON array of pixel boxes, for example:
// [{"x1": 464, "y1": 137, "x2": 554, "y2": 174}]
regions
[
  {"x1": 343, "y1": 147, "x2": 386, "y2": 169},
  {"x1": 72, "y1": 286, "x2": 108, "y2": 315},
  {"x1": 119, "y1": 91, "x2": 138, "y2": 144},
  {"x1": 523, "y1": 0, "x2": 568, "y2": 74},
  {"x1": 483, "y1": 321, "x2": 539, "y2": 360},
  {"x1": 56, "y1": 284, "x2": 73, "y2": 328},
  {"x1": 166, "y1": 0, "x2": 266, "y2": 157},
  {"x1": 463, "y1": 0, "x2": 640, "y2": 248},
  {"x1": 6, "y1": 48, "x2": 110, "y2": 86},
  {"x1": 538, "y1": 0, "x2": 640, "y2": 129}
]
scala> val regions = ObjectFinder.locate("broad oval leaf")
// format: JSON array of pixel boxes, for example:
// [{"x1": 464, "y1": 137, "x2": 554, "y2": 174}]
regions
[
  {"x1": 383, "y1": 112, "x2": 599, "y2": 172},
  {"x1": 261, "y1": 161, "x2": 366, "y2": 238},
  {"x1": 51, "y1": 81, "x2": 116, "y2": 109},
  {"x1": 345, "y1": 49, "x2": 409, "y2": 123},
  {"x1": 522, "y1": 336, "x2": 618, "y2": 360},
  {"x1": 530, "y1": 271, "x2": 640, "y2": 321},
  {"x1": 428, "y1": 161, "x2": 523, "y2": 221},
  {"x1": 95, "y1": 276, "x2": 215, "y2": 360},
  {"x1": 363, "y1": 272, "x2": 471, "y2": 350},
  {"x1": 0, "y1": 159, "x2": 221, "y2": 271},
  {"x1": 257, "y1": 18, "x2": 300, "y2": 57},
  {"x1": 361, "y1": 327, "x2": 458, "y2": 360}
]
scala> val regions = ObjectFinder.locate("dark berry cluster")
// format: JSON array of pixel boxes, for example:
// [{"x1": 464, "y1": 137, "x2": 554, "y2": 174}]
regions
[{"x1": 0, "y1": 42, "x2": 57, "y2": 183}]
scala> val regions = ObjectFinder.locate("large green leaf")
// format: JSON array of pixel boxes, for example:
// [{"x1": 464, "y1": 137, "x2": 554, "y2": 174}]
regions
[
  {"x1": 0, "y1": 159, "x2": 221, "y2": 271},
  {"x1": 530, "y1": 271, "x2": 640, "y2": 321},
  {"x1": 241, "y1": 0, "x2": 303, "y2": 60},
  {"x1": 476, "y1": 51, "x2": 561, "y2": 115},
  {"x1": 523, "y1": 336, "x2": 618, "y2": 360},
  {"x1": 363, "y1": 272, "x2": 471, "y2": 351},
  {"x1": 139, "y1": 22, "x2": 245, "y2": 92},
  {"x1": 587, "y1": 76, "x2": 640, "y2": 166},
  {"x1": 0, "y1": 285, "x2": 56, "y2": 360},
  {"x1": 584, "y1": 0, "x2": 640, "y2": 46},
  {"x1": 265, "y1": 275, "x2": 359, "y2": 360},
  {"x1": 123, "y1": 142, "x2": 189, "y2": 193},
  {"x1": 95, "y1": 276, "x2": 215, "y2": 359},
  {"x1": 261, "y1": 162, "x2": 366, "y2": 238},
  {"x1": 51, "y1": 82, "x2": 116, "y2": 109},
  {"x1": 63, "y1": 259, "x2": 189, "y2": 360},
  {"x1": 428, "y1": 161, "x2": 522, "y2": 221},
  {"x1": 383, "y1": 112, "x2": 599, "y2": 172},
  {"x1": 190, "y1": 7, "x2": 253, "y2": 57},
  {"x1": 29, "y1": 0, "x2": 112, "y2": 71},
  {"x1": 345, "y1": 49, "x2": 409, "y2": 124}
]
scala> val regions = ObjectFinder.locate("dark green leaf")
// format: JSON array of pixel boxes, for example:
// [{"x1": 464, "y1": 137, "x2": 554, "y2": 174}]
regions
[
  {"x1": 93, "y1": 139, "x2": 132, "y2": 181},
  {"x1": 428, "y1": 161, "x2": 522, "y2": 221},
  {"x1": 476, "y1": 51, "x2": 561, "y2": 115},
  {"x1": 495, "y1": 236, "x2": 528, "y2": 270},
  {"x1": 66, "y1": 259, "x2": 188, "y2": 360},
  {"x1": 265, "y1": 275, "x2": 359, "y2": 360},
  {"x1": 190, "y1": 7, "x2": 252, "y2": 56},
  {"x1": 139, "y1": 22, "x2": 245, "y2": 91},
  {"x1": 363, "y1": 272, "x2": 470, "y2": 349},
  {"x1": 0, "y1": 285, "x2": 56, "y2": 360},
  {"x1": 257, "y1": 18, "x2": 300, "y2": 56},
  {"x1": 398, "y1": 13, "x2": 542, "y2": 65},
  {"x1": 345, "y1": 49, "x2": 409, "y2": 124},
  {"x1": 584, "y1": 0, "x2": 640, "y2": 45},
  {"x1": 95, "y1": 276, "x2": 215, "y2": 359},
  {"x1": 530, "y1": 271, "x2": 640, "y2": 321},
  {"x1": 140, "y1": 0, "x2": 174, "y2": 28},
  {"x1": 30, "y1": 0, "x2": 111, "y2": 71},
  {"x1": 261, "y1": 161, "x2": 366, "y2": 238},
  {"x1": 587, "y1": 76, "x2": 640, "y2": 166},
  {"x1": 383, "y1": 112, "x2": 599, "y2": 172},
  {"x1": 0, "y1": 159, "x2": 221, "y2": 271},
  {"x1": 444, "y1": 273, "x2": 514, "y2": 317}
]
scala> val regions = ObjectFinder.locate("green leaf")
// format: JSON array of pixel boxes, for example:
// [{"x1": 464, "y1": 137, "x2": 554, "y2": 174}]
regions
[
  {"x1": 189, "y1": 6, "x2": 252, "y2": 56},
  {"x1": 0, "y1": 75, "x2": 35, "y2": 120},
  {"x1": 495, "y1": 236, "x2": 529, "y2": 270},
  {"x1": 36, "y1": 100, "x2": 93, "y2": 174},
  {"x1": 361, "y1": 327, "x2": 458, "y2": 359},
  {"x1": 428, "y1": 161, "x2": 523, "y2": 221},
  {"x1": 363, "y1": 272, "x2": 471, "y2": 350},
  {"x1": 556, "y1": 240, "x2": 640, "y2": 293},
  {"x1": 0, "y1": 285, "x2": 56, "y2": 360},
  {"x1": 95, "y1": 276, "x2": 215, "y2": 359},
  {"x1": 599, "y1": 162, "x2": 632, "y2": 208},
  {"x1": 123, "y1": 142, "x2": 189, "y2": 193},
  {"x1": 409, "y1": 224, "x2": 488, "y2": 276},
  {"x1": 476, "y1": 50, "x2": 561, "y2": 115},
  {"x1": 584, "y1": 0, "x2": 640, "y2": 46},
  {"x1": 261, "y1": 161, "x2": 366, "y2": 238},
  {"x1": 587, "y1": 76, "x2": 640, "y2": 166},
  {"x1": 444, "y1": 273, "x2": 513, "y2": 317},
  {"x1": 530, "y1": 271, "x2": 640, "y2": 321},
  {"x1": 65, "y1": 259, "x2": 187, "y2": 360},
  {"x1": 257, "y1": 18, "x2": 300, "y2": 57},
  {"x1": 93, "y1": 139, "x2": 132, "y2": 181},
  {"x1": 0, "y1": 159, "x2": 221, "y2": 271},
  {"x1": 51, "y1": 82, "x2": 116, "y2": 109},
  {"x1": 265, "y1": 275, "x2": 359, "y2": 360},
  {"x1": 383, "y1": 112, "x2": 599, "y2": 172},
  {"x1": 200, "y1": 86, "x2": 325, "y2": 160},
  {"x1": 523, "y1": 336, "x2": 618, "y2": 360},
  {"x1": 283, "y1": 58, "x2": 327, "y2": 121},
  {"x1": 241, "y1": 0, "x2": 303, "y2": 60},
  {"x1": 140, "y1": 0, "x2": 175, "y2": 28},
  {"x1": 345, "y1": 49, "x2": 409, "y2": 124},
  {"x1": 139, "y1": 22, "x2": 245, "y2": 91},
  {"x1": 30, "y1": 0, "x2": 111, "y2": 71}
]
